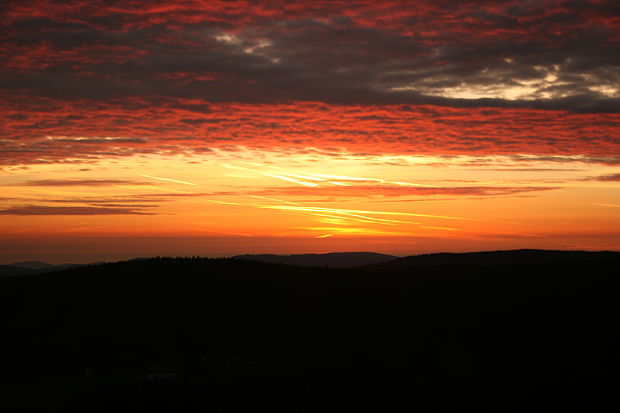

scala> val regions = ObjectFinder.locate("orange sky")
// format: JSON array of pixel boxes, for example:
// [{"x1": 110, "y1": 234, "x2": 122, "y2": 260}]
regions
[{"x1": 2, "y1": 147, "x2": 619, "y2": 263}]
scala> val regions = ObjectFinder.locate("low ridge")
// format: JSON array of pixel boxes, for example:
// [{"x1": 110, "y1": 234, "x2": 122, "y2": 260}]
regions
[{"x1": 233, "y1": 252, "x2": 397, "y2": 268}]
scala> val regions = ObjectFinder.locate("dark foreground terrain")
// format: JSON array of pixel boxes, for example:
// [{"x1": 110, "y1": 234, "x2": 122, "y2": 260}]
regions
[{"x1": 1, "y1": 250, "x2": 619, "y2": 412}]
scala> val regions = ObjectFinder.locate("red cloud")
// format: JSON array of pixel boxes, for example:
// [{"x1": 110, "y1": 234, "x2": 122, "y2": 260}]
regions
[
  {"x1": 2, "y1": 1, "x2": 619, "y2": 166},
  {"x1": 2, "y1": 43, "x2": 148, "y2": 73},
  {"x1": 1, "y1": 98, "x2": 619, "y2": 165},
  {"x1": 4, "y1": 1, "x2": 618, "y2": 37}
]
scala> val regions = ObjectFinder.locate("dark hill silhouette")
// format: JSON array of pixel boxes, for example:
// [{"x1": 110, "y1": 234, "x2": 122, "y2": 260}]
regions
[
  {"x1": 0, "y1": 264, "x2": 39, "y2": 278},
  {"x1": 234, "y1": 251, "x2": 397, "y2": 268},
  {"x1": 1, "y1": 250, "x2": 619, "y2": 411},
  {"x1": 10, "y1": 260, "x2": 56, "y2": 270},
  {"x1": 0, "y1": 262, "x2": 83, "y2": 278},
  {"x1": 364, "y1": 248, "x2": 619, "y2": 270}
]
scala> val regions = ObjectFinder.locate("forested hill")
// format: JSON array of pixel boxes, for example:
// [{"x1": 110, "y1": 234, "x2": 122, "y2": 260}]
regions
[
  {"x1": 363, "y1": 248, "x2": 620, "y2": 269},
  {"x1": 1, "y1": 251, "x2": 619, "y2": 411},
  {"x1": 233, "y1": 252, "x2": 396, "y2": 268}
]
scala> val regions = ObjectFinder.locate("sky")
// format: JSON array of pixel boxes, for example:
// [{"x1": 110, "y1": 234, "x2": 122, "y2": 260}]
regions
[{"x1": 1, "y1": 0, "x2": 619, "y2": 263}]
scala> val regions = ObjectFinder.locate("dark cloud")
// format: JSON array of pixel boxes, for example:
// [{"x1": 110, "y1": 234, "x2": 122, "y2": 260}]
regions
[
  {"x1": 474, "y1": 168, "x2": 584, "y2": 172},
  {"x1": 129, "y1": 192, "x2": 221, "y2": 198},
  {"x1": 13, "y1": 179, "x2": 152, "y2": 186},
  {"x1": 1, "y1": 1, "x2": 619, "y2": 110},
  {"x1": 44, "y1": 197, "x2": 162, "y2": 204},
  {"x1": 592, "y1": 173, "x2": 620, "y2": 181},
  {"x1": 0, "y1": 205, "x2": 152, "y2": 215},
  {"x1": 510, "y1": 155, "x2": 620, "y2": 165},
  {"x1": 89, "y1": 203, "x2": 156, "y2": 208}
]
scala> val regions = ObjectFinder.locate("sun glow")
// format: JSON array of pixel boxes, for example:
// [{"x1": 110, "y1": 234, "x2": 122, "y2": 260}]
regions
[{"x1": 2, "y1": 145, "x2": 619, "y2": 263}]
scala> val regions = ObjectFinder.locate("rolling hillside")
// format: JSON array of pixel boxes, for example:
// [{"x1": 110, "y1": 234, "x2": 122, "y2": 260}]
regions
[{"x1": 1, "y1": 250, "x2": 619, "y2": 411}]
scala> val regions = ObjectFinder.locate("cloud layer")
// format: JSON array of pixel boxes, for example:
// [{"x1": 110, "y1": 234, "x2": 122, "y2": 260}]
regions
[
  {"x1": 3, "y1": 1, "x2": 619, "y2": 105},
  {"x1": 0, "y1": 205, "x2": 152, "y2": 215},
  {"x1": 12, "y1": 179, "x2": 151, "y2": 186},
  {"x1": 2, "y1": 101, "x2": 620, "y2": 165},
  {"x1": 1, "y1": 0, "x2": 619, "y2": 165}
]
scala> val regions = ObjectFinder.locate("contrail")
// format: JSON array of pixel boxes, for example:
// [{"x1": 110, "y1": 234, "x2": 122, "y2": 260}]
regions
[
  {"x1": 266, "y1": 174, "x2": 318, "y2": 187},
  {"x1": 259, "y1": 205, "x2": 469, "y2": 221},
  {"x1": 249, "y1": 195, "x2": 303, "y2": 206},
  {"x1": 141, "y1": 174, "x2": 196, "y2": 186}
]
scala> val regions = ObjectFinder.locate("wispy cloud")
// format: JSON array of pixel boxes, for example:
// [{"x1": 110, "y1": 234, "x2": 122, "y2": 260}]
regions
[
  {"x1": 266, "y1": 174, "x2": 319, "y2": 187},
  {"x1": 248, "y1": 195, "x2": 302, "y2": 206},
  {"x1": 259, "y1": 205, "x2": 468, "y2": 221},
  {"x1": 255, "y1": 185, "x2": 559, "y2": 198},
  {"x1": 592, "y1": 173, "x2": 620, "y2": 182},
  {"x1": 13, "y1": 179, "x2": 152, "y2": 187},
  {"x1": 141, "y1": 174, "x2": 196, "y2": 186},
  {"x1": 594, "y1": 203, "x2": 620, "y2": 208},
  {"x1": 0, "y1": 206, "x2": 152, "y2": 215}
]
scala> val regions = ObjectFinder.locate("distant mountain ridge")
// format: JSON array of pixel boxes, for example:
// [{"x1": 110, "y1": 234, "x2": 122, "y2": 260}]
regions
[
  {"x1": 233, "y1": 252, "x2": 397, "y2": 268},
  {"x1": 10, "y1": 261, "x2": 56, "y2": 270},
  {"x1": 0, "y1": 265, "x2": 39, "y2": 278},
  {"x1": 4, "y1": 249, "x2": 619, "y2": 277},
  {"x1": 0, "y1": 261, "x2": 83, "y2": 278},
  {"x1": 363, "y1": 249, "x2": 620, "y2": 270}
]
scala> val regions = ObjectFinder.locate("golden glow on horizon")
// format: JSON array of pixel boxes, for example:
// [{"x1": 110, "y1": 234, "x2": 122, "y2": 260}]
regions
[{"x1": 1, "y1": 147, "x2": 619, "y2": 262}]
